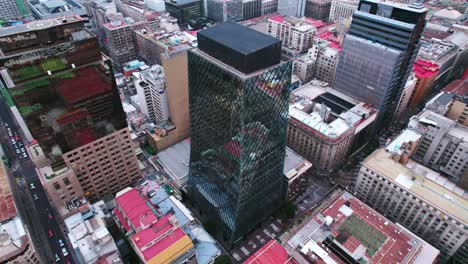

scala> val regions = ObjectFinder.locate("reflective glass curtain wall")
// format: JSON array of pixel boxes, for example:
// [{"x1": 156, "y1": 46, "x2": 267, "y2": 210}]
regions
[{"x1": 187, "y1": 50, "x2": 291, "y2": 244}]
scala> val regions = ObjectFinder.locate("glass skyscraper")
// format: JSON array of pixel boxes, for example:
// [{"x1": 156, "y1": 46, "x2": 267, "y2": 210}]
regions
[
  {"x1": 187, "y1": 22, "x2": 291, "y2": 244},
  {"x1": 333, "y1": 0, "x2": 427, "y2": 129}
]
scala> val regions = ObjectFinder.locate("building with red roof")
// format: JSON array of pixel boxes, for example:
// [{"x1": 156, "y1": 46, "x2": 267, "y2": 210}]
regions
[
  {"x1": 244, "y1": 240, "x2": 297, "y2": 264},
  {"x1": 409, "y1": 59, "x2": 440, "y2": 108},
  {"x1": 114, "y1": 187, "x2": 195, "y2": 264},
  {"x1": 286, "y1": 191, "x2": 439, "y2": 264}
]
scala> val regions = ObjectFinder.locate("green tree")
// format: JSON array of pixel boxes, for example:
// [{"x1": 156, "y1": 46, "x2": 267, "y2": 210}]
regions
[
  {"x1": 214, "y1": 255, "x2": 232, "y2": 264},
  {"x1": 277, "y1": 200, "x2": 297, "y2": 220}
]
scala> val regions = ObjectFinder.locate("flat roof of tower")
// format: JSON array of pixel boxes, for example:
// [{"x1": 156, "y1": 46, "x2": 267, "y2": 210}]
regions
[{"x1": 197, "y1": 21, "x2": 280, "y2": 55}]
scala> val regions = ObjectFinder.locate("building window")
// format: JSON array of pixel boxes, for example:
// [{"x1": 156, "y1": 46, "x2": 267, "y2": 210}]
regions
[
  {"x1": 63, "y1": 178, "x2": 71, "y2": 186},
  {"x1": 54, "y1": 182, "x2": 61, "y2": 190}
]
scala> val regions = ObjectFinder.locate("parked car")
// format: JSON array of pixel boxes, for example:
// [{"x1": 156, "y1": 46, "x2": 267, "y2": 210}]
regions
[
  {"x1": 30, "y1": 183, "x2": 35, "y2": 189},
  {"x1": 48, "y1": 229, "x2": 54, "y2": 237},
  {"x1": 62, "y1": 247, "x2": 68, "y2": 256},
  {"x1": 58, "y1": 239, "x2": 64, "y2": 247},
  {"x1": 33, "y1": 193, "x2": 39, "y2": 200},
  {"x1": 54, "y1": 253, "x2": 60, "y2": 262}
]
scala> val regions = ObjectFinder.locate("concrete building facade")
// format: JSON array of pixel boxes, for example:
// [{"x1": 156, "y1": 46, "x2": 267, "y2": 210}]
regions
[
  {"x1": 134, "y1": 65, "x2": 170, "y2": 124},
  {"x1": 103, "y1": 17, "x2": 138, "y2": 70},
  {"x1": 277, "y1": 0, "x2": 305, "y2": 17},
  {"x1": 355, "y1": 148, "x2": 467, "y2": 262},
  {"x1": 260, "y1": 0, "x2": 277, "y2": 15},
  {"x1": 287, "y1": 81, "x2": 377, "y2": 176},
  {"x1": 304, "y1": 0, "x2": 331, "y2": 21},
  {"x1": 308, "y1": 32, "x2": 341, "y2": 85},
  {"x1": 242, "y1": 0, "x2": 261, "y2": 20},
  {"x1": 0, "y1": 0, "x2": 30, "y2": 20},
  {"x1": 268, "y1": 15, "x2": 316, "y2": 53},
  {"x1": 408, "y1": 109, "x2": 468, "y2": 189},
  {"x1": 329, "y1": 0, "x2": 358, "y2": 22},
  {"x1": 206, "y1": 0, "x2": 242, "y2": 22}
]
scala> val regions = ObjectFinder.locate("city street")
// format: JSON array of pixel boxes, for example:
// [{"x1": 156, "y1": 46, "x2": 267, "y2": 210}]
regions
[
  {"x1": 230, "y1": 176, "x2": 335, "y2": 263},
  {"x1": 0, "y1": 89, "x2": 72, "y2": 264}
]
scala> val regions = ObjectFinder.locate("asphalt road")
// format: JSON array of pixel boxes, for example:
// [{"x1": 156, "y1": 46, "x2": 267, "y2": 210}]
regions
[{"x1": 0, "y1": 91, "x2": 72, "y2": 264}]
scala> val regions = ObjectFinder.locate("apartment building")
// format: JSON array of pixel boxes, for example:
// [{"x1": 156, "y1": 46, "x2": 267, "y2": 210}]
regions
[
  {"x1": 409, "y1": 59, "x2": 440, "y2": 108},
  {"x1": 329, "y1": 0, "x2": 358, "y2": 22},
  {"x1": 103, "y1": 16, "x2": 138, "y2": 70},
  {"x1": 287, "y1": 81, "x2": 376, "y2": 176},
  {"x1": 268, "y1": 15, "x2": 317, "y2": 53},
  {"x1": 293, "y1": 54, "x2": 316, "y2": 83},
  {"x1": 355, "y1": 147, "x2": 467, "y2": 262},
  {"x1": 308, "y1": 32, "x2": 341, "y2": 85},
  {"x1": 133, "y1": 65, "x2": 170, "y2": 123},
  {"x1": 134, "y1": 25, "x2": 195, "y2": 65}
]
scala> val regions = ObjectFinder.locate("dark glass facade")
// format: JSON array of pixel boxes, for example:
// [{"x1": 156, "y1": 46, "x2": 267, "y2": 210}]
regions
[
  {"x1": 165, "y1": 0, "x2": 203, "y2": 26},
  {"x1": 0, "y1": 18, "x2": 127, "y2": 169},
  {"x1": 334, "y1": 1, "x2": 426, "y2": 130},
  {"x1": 187, "y1": 49, "x2": 291, "y2": 244}
]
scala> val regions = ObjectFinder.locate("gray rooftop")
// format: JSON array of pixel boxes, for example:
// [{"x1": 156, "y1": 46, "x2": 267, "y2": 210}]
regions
[
  {"x1": 284, "y1": 147, "x2": 307, "y2": 175},
  {"x1": 156, "y1": 138, "x2": 190, "y2": 181},
  {"x1": 197, "y1": 21, "x2": 280, "y2": 55}
]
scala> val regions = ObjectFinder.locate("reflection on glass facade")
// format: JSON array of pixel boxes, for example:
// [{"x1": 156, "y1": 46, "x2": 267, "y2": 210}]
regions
[
  {"x1": 187, "y1": 49, "x2": 291, "y2": 244},
  {"x1": 0, "y1": 18, "x2": 127, "y2": 169}
]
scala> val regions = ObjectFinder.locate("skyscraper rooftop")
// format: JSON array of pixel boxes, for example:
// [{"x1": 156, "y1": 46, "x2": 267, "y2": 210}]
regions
[{"x1": 197, "y1": 22, "x2": 282, "y2": 74}]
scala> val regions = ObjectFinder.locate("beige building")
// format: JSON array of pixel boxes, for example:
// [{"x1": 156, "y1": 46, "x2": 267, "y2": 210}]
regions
[
  {"x1": 287, "y1": 81, "x2": 377, "y2": 176},
  {"x1": 147, "y1": 51, "x2": 191, "y2": 151},
  {"x1": 268, "y1": 15, "x2": 317, "y2": 53},
  {"x1": 292, "y1": 54, "x2": 316, "y2": 83},
  {"x1": 329, "y1": 0, "x2": 358, "y2": 22},
  {"x1": 308, "y1": 34, "x2": 341, "y2": 85},
  {"x1": 447, "y1": 99, "x2": 468, "y2": 126},
  {"x1": 355, "y1": 148, "x2": 467, "y2": 262},
  {"x1": 63, "y1": 128, "x2": 141, "y2": 202},
  {"x1": 37, "y1": 165, "x2": 87, "y2": 218}
]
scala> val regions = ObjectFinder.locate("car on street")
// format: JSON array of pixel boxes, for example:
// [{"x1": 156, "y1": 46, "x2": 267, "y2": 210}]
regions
[
  {"x1": 22, "y1": 153, "x2": 27, "y2": 158},
  {"x1": 54, "y1": 253, "x2": 60, "y2": 262},
  {"x1": 33, "y1": 193, "x2": 38, "y2": 200},
  {"x1": 16, "y1": 149, "x2": 20, "y2": 154},
  {"x1": 30, "y1": 183, "x2": 35, "y2": 189},
  {"x1": 48, "y1": 229, "x2": 54, "y2": 237},
  {"x1": 62, "y1": 247, "x2": 68, "y2": 256},
  {"x1": 58, "y1": 239, "x2": 64, "y2": 247}
]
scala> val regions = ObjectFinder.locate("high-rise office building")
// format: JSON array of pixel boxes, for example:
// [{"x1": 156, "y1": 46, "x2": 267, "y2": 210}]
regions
[
  {"x1": 304, "y1": 0, "x2": 331, "y2": 21},
  {"x1": 206, "y1": 0, "x2": 242, "y2": 22},
  {"x1": 333, "y1": 0, "x2": 427, "y2": 129},
  {"x1": 0, "y1": 16, "x2": 141, "y2": 202},
  {"x1": 165, "y1": 0, "x2": 203, "y2": 26},
  {"x1": 278, "y1": 0, "x2": 305, "y2": 17},
  {"x1": 0, "y1": 0, "x2": 30, "y2": 20},
  {"x1": 242, "y1": 0, "x2": 261, "y2": 20},
  {"x1": 187, "y1": 22, "x2": 291, "y2": 244}
]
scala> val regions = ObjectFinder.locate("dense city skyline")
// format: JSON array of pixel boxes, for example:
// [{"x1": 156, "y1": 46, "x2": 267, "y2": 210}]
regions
[{"x1": 0, "y1": 0, "x2": 466, "y2": 264}]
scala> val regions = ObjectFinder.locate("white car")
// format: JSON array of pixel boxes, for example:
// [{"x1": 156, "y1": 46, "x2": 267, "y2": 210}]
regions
[
  {"x1": 22, "y1": 153, "x2": 27, "y2": 158},
  {"x1": 33, "y1": 193, "x2": 38, "y2": 200},
  {"x1": 54, "y1": 253, "x2": 60, "y2": 262},
  {"x1": 58, "y1": 239, "x2": 64, "y2": 247},
  {"x1": 61, "y1": 247, "x2": 68, "y2": 256},
  {"x1": 30, "y1": 183, "x2": 35, "y2": 189},
  {"x1": 16, "y1": 149, "x2": 20, "y2": 154}
]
